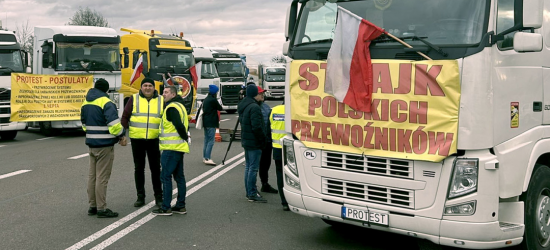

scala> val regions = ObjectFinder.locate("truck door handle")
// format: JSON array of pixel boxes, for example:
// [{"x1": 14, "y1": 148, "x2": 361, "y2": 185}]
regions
[{"x1": 534, "y1": 102, "x2": 543, "y2": 112}]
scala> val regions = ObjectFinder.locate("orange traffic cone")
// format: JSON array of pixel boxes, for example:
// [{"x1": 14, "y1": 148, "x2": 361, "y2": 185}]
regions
[{"x1": 215, "y1": 128, "x2": 222, "y2": 142}]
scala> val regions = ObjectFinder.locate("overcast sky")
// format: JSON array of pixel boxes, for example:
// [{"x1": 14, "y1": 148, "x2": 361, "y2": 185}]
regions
[{"x1": 0, "y1": 0, "x2": 290, "y2": 65}]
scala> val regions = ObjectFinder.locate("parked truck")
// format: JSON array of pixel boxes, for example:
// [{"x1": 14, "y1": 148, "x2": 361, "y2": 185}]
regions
[
  {"x1": 193, "y1": 47, "x2": 220, "y2": 102},
  {"x1": 119, "y1": 28, "x2": 196, "y2": 118},
  {"x1": 258, "y1": 64, "x2": 285, "y2": 99},
  {"x1": 0, "y1": 21, "x2": 29, "y2": 140},
  {"x1": 208, "y1": 48, "x2": 247, "y2": 114},
  {"x1": 282, "y1": 0, "x2": 550, "y2": 249},
  {"x1": 30, "y1": 26, "x2": 123, "y2": 136}
]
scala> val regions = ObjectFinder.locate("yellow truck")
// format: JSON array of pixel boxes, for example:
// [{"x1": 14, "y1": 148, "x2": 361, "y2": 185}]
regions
[{"x1": 119, "y1": 28, "x2": 196, "y2": 117}]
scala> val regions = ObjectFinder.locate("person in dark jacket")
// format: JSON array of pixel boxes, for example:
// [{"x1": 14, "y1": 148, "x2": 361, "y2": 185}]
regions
[
  {"x1": 152, "y1": 85, "x2": 190, "y2": 216},
  {"x1": 238, "y1": 84, "x2": 267, "y2": 203},
  {"x1": 81, "y1": 79, "x2": 125, "y2": 218},
  {"x1": 257, "y1": 86, "x2": 278, "y2": 194},
  {"x1": 121, "y1": 78, "x2": 164, "y2": 208},
  {"x1": 202, "y1": 84, "x2": 223, "y2": 165}
]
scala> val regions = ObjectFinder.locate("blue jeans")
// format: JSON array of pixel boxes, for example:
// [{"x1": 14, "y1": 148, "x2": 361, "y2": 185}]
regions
[
  {"x1": 244, "y1": 149, "x2": 262, "y2": 197},
  {"x1": 160, "y1": 150, "x2": 186, "y2": 210},
  {"x1": 203, "y1": 127, "x2": 216, "y2": 160}
]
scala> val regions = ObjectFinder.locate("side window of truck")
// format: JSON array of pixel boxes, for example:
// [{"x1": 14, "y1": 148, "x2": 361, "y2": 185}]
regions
[
  {"x1": 41, "y1": 42, "x2": 53, "y2": 68},
  {"x1": 496, "y1": 0, "x2": 516, "y2": 50}
]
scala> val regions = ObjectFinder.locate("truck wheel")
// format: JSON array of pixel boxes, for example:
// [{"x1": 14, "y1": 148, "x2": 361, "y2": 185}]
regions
[
  {"x1": 39, "y1": 122, "x2": 60, "y2": 136},
  {"x1": 226, "y1": 110, "x2": 237, "y2": 114},
  {"x1": 520, "y1": 164, "x2": 550, "y2": 250},
  {"x1": 0, "y1": 131, "x2": 17, "y2": 140}
]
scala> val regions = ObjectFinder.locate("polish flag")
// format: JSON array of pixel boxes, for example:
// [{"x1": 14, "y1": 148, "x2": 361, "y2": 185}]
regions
[
  {"x1": 189, "y1": 61, "x2": 202, "y2": 90},
  {"x1": 129, "y1": 55, "x2": 144, "y2": 86},
  {"x1": 325, "y1": 6, "x2": 386, "y2": 113}
]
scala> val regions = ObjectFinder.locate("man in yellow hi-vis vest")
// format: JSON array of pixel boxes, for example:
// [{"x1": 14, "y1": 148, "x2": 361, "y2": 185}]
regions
[
  {"x1": 121, "y1": 78, "x2": 164, "y2": 208},
  {"x1": 270, "y1": 104, "x2": 289, "y2": 211},
  {"x1": 152, "y1": 85, "x2": 189, "y2": 216},
  {"x1": 81, "y1": 79, "x2": 125, "y2": 218}
]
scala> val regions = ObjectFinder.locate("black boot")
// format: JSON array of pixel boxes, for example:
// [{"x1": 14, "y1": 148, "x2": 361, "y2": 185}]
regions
[
  {"x1": 155, "y1": 196, "x2": 163, "y2": 207},
  {"x1": 134, "y1": 197, "x2": 145, "y2": 207},
  {"x1": 261, "y1": 183, "x2": 279, "y2": 194}
]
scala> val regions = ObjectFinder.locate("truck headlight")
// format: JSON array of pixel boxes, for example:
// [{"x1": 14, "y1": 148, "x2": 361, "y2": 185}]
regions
[
  {"x1": 448, "y1": 159, "x2": 478, "y2": 199},
  {"x1": 444, "y1": 201, "x2": 476, "y2": 215},
  {"x1": 283, "y1": 138, "x2": 298, "y2": 177}
]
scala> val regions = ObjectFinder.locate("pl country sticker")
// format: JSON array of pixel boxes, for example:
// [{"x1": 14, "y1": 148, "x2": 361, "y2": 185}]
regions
[{"x1": 511, "y1": 102, "x2": 519, "y2": 128}]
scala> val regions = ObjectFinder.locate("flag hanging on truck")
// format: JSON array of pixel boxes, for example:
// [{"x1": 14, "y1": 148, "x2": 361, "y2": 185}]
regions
[
  {"x1": 325, "y1": 6, "x2": 386, "y2": 113},
  {"x1": 130, "y1": 55, "x2": 144, "y2": 86},
  {"x1": 189, "y1": 61, "x2": 202, "y2": 90}
]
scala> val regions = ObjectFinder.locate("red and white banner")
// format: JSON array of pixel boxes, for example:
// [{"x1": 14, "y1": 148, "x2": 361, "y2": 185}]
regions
[
  {"x1": 325, "y1": 6, "x2": 386, "y2": 113},
  {"x1": 189, "y1": 61, "x2": 202, "y2": 90},
  {"x1": 130, "y1": 55, "x2": 144, "y2": 86}
]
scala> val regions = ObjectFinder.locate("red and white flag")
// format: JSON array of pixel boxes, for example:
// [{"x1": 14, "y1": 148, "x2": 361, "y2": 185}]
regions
[
  {"x1": 325, "y1": 6, "x2": 386, "y2": 113},
  {"x1": 189, "y1": 61, "x2": 202, "y2": 90},
  {"x1": 129, "y1": 55, "x2": 144, "y2": 86}
]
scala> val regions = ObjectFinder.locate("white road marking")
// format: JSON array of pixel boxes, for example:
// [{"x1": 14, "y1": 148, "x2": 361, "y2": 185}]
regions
[
  {"x1": 0, "y1": 145, "x2": 6, "y2": 148},
  {"x1": 68, "y1": 153, "x2": 89, "y2": 160},
  {"x1": 66, "y1": 152, "x2": 245, "y2": 250},
  {"x1": 220, "y1": 119, "x2": 230, "y2": 122},
  {"x1": 0, "y1": 170, "x2": 32, "y2": 180},
  {"x1": 89, "y1": 157, "x2": 246, "y2": 250},
  {"x1": 37, "y1": 137, "x2": 54, "y2": 141}
]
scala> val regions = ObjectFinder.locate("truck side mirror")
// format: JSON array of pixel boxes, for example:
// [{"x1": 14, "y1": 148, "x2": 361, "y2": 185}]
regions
[
  {"x1": 123, "y1": 47, "x2": 129, "y2": 54},
  {"x1": 523, "y1": 0, "x2": 543, "y2": 28},
  {"x1": 142, "y1": 52, "x2": 149, "y2": 76},
  {"x1": 282, "y1": 41, "x2": 290, "y2": 56},
  {"x1": 132, "y1": 50, "x2": 140, "y2": 68},
  {"x1": 513, "y1": 32, "x2": 542, "y2": 52}
]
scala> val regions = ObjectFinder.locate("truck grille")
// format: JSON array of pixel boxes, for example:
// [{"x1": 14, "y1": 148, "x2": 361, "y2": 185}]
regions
[
  {"x1": 221, "y1": 85, "x2": 241, "y2": 106},
  {"x1": 270, "y1": 86, "x2": 284, "y2": 90},
  {"x1": 0, "y1": 89, "x2": 10, "y2": 102},
  {"x1": 0, "y1": 107, "x2": 10, "y2": 114},
  {"x1": 323, "y1": 152, "x2": 413, "y2": 179},
  {"x1": 0, "y1": 117, "x2": 10, "y2": 124},
  {"x1": 322, "y1": 178, "x2": 414, "y2": 209}
]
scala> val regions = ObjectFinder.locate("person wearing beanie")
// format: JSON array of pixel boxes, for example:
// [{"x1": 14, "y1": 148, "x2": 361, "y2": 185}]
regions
[
  {"x1": 256, "y1": 86, "x2": 278, "y2": 194},
  {"x1": 121, "y1": 77, "x2": 165, "y2": 208},
  {"x1": 201, "y1": 84, "x2": 223, "y2": 165},
  {"x1": 237, "y1": 83, "x2": 267, "y2": 203},
  {"x1": 81, "y1": 79, "x2": 125, "y2": 218}
]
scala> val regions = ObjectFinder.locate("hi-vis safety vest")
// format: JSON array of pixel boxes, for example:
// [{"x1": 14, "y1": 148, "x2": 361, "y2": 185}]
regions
[
  {"x1": 81, "y1": 96, "x2": 124, "y2": 146},
  {"x1": 270, "y1": 105, "x2": 285, "y2": 149},
  {"x1": 129, "y1": 94, "x2": 164, "y2": 139},
  {"x1": 159, "y1": 102, "x2": 189, "y2": 153}
]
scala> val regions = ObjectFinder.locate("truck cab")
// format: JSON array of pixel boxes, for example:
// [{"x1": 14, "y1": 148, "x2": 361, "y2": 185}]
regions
[
  {"x1": 208, "y1": 48, "x2": 246, "y2": 114},
  {"x1": 193, "y1": 47, "x2": 220, "y2": 102},
  {"x1": 259, "y1": 65, "x2": 285, "y2": 99}
]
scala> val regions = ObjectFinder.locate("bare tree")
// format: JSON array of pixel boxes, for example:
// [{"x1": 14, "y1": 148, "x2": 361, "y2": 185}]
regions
[
  {"x1": 15, "y1": 20, "x2": 34, "y2": 65},
  {"x1": 67, "y1": 7, "x2": 109, "y2": 27},
  {"x1": 271, "y1": 55, "x2": 287, "y2": 64}
]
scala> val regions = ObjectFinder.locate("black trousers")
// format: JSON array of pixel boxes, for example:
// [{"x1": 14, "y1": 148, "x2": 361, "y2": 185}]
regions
[
  {"x1": 274, "y1": 152, "x2": 287, "y2": 206},
  {"x1": 259, "y1": 143, "x2": 273, "y2": 185},
  {"x1": 131, "y1": 138, "x2": 162, "y2": 199}
]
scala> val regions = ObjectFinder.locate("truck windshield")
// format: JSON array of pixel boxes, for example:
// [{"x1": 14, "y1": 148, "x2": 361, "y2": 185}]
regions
[
  {"x1": 294, "y1": 0, "x2": 487, "y2": 47},
  {"x1": 56, "y1": 43, "x2": 120, "y2": 71},
  {"x1": 0, "y1": 50, "x2": 24, "y2": 75},
  {"x1": 201, "y1": 61, "x2": 219, "y2": 79},
  {"x1": 216, "y1": 61, "x2": 244, "y2": 77},
  {"x1": 266, "y1": 74, "x2": 285, "y2": 82},
  {"x1": 151, "y1": 51, "x2": 194, "y2": 70}
]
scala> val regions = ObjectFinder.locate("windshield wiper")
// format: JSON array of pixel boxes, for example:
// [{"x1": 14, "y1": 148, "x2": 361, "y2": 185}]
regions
[
  {"x1": 295, "y1": 38, "x2": 333, "y2": 47},
  {"x1": 0, "y1": 66, "x2": 15, "y2": 72},
  {"x1": 373, "y1": 35, "x2": 447, "y2": 57}
]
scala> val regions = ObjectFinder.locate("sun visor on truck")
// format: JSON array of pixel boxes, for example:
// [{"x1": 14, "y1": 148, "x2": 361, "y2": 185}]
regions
[{"x1": 52, "y1": 34, "x2": 120, "y2": 44}]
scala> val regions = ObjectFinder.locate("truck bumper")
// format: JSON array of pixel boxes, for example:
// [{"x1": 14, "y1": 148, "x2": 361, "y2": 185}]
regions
[
  {"x1": 0, "y1": 122, "x2": 26, "y2": 131},
  {"x1": 51, "y1": 120, "x2": 82, "y2": 129},
  {"x1": 266, "y1": 90, "x2": 284, "y2": 98}
]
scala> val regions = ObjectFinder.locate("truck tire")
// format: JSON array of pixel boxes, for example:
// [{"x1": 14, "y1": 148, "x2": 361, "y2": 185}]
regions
[
  {"x1": 39, "y1": 122, "x2": 60, "y2": 136},
  {"x1": 0, "y1": 131, "x2": 17, "y2": 140},
  {"x1": 226, "y1": 110, "x2": 237, "y2": 114},
  {"x1": 520, "y1": 164, "x2": 550, "y2": 250}
]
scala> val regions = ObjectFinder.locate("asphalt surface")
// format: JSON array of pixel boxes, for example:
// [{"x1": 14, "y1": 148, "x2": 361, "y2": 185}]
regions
[{"x1": 0, "y1": 100, "x2": 439, "y2": 250}]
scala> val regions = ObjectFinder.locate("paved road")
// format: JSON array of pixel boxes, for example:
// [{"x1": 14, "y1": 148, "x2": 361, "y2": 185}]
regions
[{"x1": 0, "y1": 100, "x2": 438, "y2": 250}]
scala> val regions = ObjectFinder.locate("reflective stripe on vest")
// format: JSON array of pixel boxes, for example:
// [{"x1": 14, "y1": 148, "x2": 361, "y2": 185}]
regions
[
  {"x1": 81, "y1": 96, "x2": 123, "y2": 142},
  {"x1": 159, "y1": 102, "x2": 189, "y2": 153},
  {"x1": 129, "y1": 94, "x2": 164, "y2": 139},
  {"x1": 270, "y1": 105, "x2": 285, "y2": 149}
]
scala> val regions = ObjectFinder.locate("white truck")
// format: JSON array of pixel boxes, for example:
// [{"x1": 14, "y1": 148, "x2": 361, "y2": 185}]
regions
[
  {"x1": 258, "y1": 64, "x2": 285, "y2": 99},
  {"x1": 193, "y1": 47, "x2": 220, "y2": 102},
  {"x1": 282, "y1": 0, "x2": 550, "y2": 249},
  {"x1": 0, "y1": 21, "x2": 29, "y2": 140},
  {"x1": 30, "y1": 26, "x2": 123, "y2": 136},
  {"x1": 208, "y1": 47, "x2": 246, "y2": 114}
]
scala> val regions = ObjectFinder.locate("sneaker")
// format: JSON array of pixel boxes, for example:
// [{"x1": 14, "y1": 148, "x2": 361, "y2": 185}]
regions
[
  {"x1": 172, "y1": 207, "x2": 187, "y2": 214},
  {"x1": 261, "y1": 184, "x2": 279, "y2": 194},
  {"x1": 88, "y1": 207, "x2": 97, "y2": 216},
  {"x1": 97, "y1": 209, "x2": 119, "y2": 218},
  {"x1": 282, "y1": 204, "x2": 290, "y2": 211},
  {"x1": 134, "y1": 197, "x2": 145, "y2": 207},
  {"x1": 204, "y1": 159, "x2": 216, "y2": 165},
  {"x1": 248, "y1": 194, "x2": 267, "y2": 203},
  {"x1": 203, "y1": 158, "x2": 207, "y2": 164},
  {"x1": 152, "y1": 208, "x2": 172, "y2": 216}
]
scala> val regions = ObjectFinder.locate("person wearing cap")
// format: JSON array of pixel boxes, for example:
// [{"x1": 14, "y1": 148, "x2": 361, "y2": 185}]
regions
[
  {"x1": 81, "y1": 79, "x2": 125, "y2": 218},
  {"x1": 257, "y1": 86, "x2": 278, "y2": 194},
  {"x1": 201, "y1": 84, "x2": 223, "y2": 165},
  {"x1": 237, "y1": 84, "x2": 267, "y2": 203},
  {"x1": 121, "y1": 78, "x2": 164, "y2": 208}
]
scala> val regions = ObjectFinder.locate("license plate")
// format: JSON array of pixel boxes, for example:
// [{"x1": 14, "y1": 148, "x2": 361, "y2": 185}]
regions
[{"x1": 341, "y1": 205, "x2": 389, "y2": 226}]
